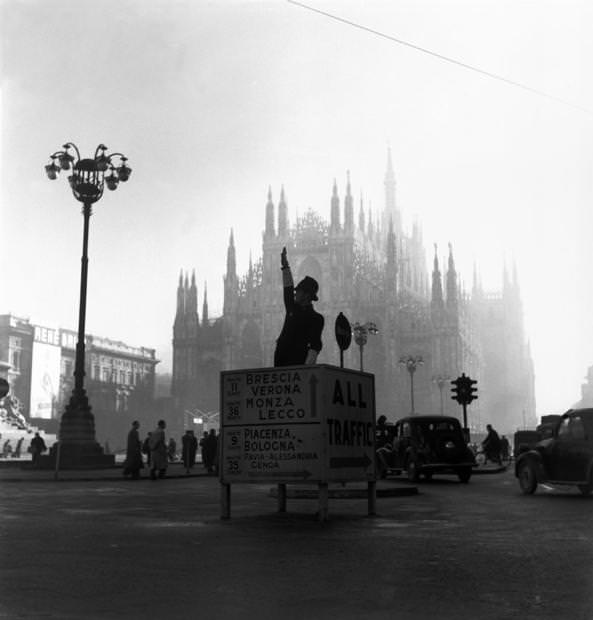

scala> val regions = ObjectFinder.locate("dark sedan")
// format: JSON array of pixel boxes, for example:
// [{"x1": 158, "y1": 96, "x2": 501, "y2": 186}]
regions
[
  {"x1": 383, "y1": 415, "x2": 475, "y2": 483},
  {"x1": 515, "y1": 408, "x2": 593, "y2": 496}
]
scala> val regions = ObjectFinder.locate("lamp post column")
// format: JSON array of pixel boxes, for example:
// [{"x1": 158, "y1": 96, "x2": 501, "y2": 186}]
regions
[
  {"x1": 399, "y1": 355, "x2": 423, "y2": 416},
  {"x1": 45, "y1": 142, "x2": 131, "y2": 467},
  {"x1": 409, "y1": 367, "x2": 416, "y2": 414},
  {"x1": 60, "y1": 201, "x2": 96, "y2": 444},
  {"x1": 74, "y1": 202, "x2": 91, "y2": 396}
]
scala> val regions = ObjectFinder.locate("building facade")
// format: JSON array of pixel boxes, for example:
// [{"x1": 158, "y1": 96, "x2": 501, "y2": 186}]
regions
[
  {"x1": 172, "y1": 152, "x2": 537, "y2": 434},
  {"x1": 0, "y1": 314, "x2": 159, "y2": 446}
]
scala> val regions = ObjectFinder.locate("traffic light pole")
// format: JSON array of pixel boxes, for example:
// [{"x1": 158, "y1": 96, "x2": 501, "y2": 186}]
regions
[{"x1": 462, "y1": 402, "x2": 469, "y2": 444}]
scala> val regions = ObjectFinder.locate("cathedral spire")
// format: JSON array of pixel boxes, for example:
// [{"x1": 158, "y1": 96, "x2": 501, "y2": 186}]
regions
[
  {"x1": 224, "y1": 229, "x2": 238, "y2": 315},
  {"x1": 330, "y1": 179, "x2": 341, "y2": 233},
  {"x1": 265, "y1": 186, "x2": 275, "y2": 237},
  {"x1": 175, "y1": 270, "x2": 184, "y2": 317},
  {"x1": 344, "y1": 171, "x2": 354, "y2": 234},
  {"x1": 278, "y1": 185, "x2": 288, "y2": 237},
  {"x1": 384, "y1": 146, "x2": 401, "y2": 235},
  {"x1": 188, "y1": 269, "x2": 199, "y2": 321},
  {"x1": 431, "y1": 244, "x2": 444, "y2": 307},
  {"x1": 226, "y1": 229, "x2": 236, "y2": 278},
  {"x1": 202, "y1": 280, "x2": 209, "y2": 326},
  {"x1": 446, "y1": 243, "x2": 457, "y2": 308},
  {"x1": 358, "y1": 193, "x2": 365, "y2": 233}
]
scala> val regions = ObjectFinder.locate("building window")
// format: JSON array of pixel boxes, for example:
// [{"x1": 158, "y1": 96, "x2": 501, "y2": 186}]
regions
[
  {"x1": 11, "y1": 350, "x2": 21, "y2": 371},
  {"x1": 102, "y1": 368, "x2": 110, "y2": 382}
]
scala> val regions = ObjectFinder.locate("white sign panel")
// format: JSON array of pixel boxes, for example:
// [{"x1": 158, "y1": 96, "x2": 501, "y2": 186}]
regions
[
  {"x1": 220, "y1": 364, "x2": 376, "y2": 484},
  {"x1": 29, "y1": 341, "x2": 61, "y2": 419}
]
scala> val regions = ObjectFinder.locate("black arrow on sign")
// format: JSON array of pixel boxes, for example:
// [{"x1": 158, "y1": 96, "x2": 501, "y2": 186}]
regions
[{"x1": 248, "y1": 470, "x2": 313, "y2": 479}]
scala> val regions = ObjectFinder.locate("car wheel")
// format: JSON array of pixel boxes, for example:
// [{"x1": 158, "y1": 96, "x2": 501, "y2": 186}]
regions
[
  {"x1": 407, "y1": 458, "x2": 420, "y2": 482},
  {"x1": 457, "y1": 467, "x2": 471, "y2": 483},
  {"x1": 518, "y1": 460, "x2": 538, "y2": 495}
]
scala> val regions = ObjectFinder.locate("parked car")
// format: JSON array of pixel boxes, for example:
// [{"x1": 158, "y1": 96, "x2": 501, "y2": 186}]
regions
[
  {"x1": 515, "y1": 408, "x2": 593, "y2": 496},
  {"x1": 384, "y1": 415, "x2": 475, "y2": 483}
]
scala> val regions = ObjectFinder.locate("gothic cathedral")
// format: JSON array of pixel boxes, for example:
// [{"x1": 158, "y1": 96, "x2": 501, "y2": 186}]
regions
[{"x1": 172, "y1": 150, "x2": 536, "y2": 434}]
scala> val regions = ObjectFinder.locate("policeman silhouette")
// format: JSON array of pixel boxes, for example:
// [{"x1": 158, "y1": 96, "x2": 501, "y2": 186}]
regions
[{"x1": 274, "y1": 247, "x2": 324, "y2": 367}]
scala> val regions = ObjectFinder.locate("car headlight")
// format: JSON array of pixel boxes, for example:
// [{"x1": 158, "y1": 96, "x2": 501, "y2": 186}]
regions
[{"x1": 445, "y1": 441, "x2": 455, "y2": 449}]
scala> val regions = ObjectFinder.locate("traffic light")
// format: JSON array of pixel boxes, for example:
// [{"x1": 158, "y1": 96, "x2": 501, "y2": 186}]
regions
[
  {"x1": 466, "y1": 377, "x2": 478, "y2": 403},
  {"x1": 451, "y1": 374, "x2": 478, "y2": 405}
]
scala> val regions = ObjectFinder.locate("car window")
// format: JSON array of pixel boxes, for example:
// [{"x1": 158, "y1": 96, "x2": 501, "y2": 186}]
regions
[
  {"x1": 402, "y1": 422, "x2": 412, "y2": 437},
  {"x1": 558, "y1": 418, "x2": 571, "y2": 438},
  {"x1": 569, "y1": 416, "x2": 586, "y2": 441}
]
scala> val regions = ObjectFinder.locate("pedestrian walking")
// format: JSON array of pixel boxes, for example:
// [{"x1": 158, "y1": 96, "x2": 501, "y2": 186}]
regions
[
  {"x1": 167, "y1": 437, "x2": 177, "y2": 463},
  {"x1": 273, "y1": 246, "x2": 324, "y2": 367},
  {"x1": 500, "y1": 435, "x2": 510, "y2": 462},
  {"x1": 181, "y1": 429, "x2": 198, "y2": 474},
  {"x1": 123, "y1": 420, "x2": 143, "y2": 479},
  {"x1": 204, "y1": 428, "x2": 219, "y2": 474},
  {"x1": 199, "y1": 431, "x2": 209, "y2": 472},
  {"x1": 2, "y1": 439, "x2": 12, "y2": 458},
  {"x1": 149, "y1": 420, "x2": 168, "y2": 480},
  {"x1": 14, "y1": 437, "x2": 24, "y2": 458},
  {"x1": 29, "y1": 433, "x2": 46, "y2": 467},
  {"x1": 482, "y1": 424, "x2": 502, "y2": 465},
  {"x1": 142, "y1": 432, "x2": 152, "y2": 466}
]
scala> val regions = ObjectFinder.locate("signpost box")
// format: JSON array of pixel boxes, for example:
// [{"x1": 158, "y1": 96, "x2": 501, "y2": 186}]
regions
[{"x1": 219, "y1": 364, "x2": 376, "y2": 520}]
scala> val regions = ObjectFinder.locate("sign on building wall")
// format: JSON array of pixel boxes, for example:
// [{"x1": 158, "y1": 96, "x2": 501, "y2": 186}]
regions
[
  {"x1": 29, "y1": 341, "x2": 61, "y2": 419},
  {"x1": 220, "y1": 364, "x2": 376, "y2": 484}
]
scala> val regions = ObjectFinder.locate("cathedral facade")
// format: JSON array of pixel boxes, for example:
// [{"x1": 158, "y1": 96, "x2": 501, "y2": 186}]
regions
[{"x1": 172, "y1": 152, "x2": 536, "y2": 434}]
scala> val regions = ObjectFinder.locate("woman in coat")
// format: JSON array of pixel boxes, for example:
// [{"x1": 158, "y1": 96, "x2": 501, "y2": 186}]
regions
[
  {"x1": 123, "y1": 420, "x2": 143, "y2": 479},
  {"x1": 149, "y1": 420, "x2": 168, "y2": 480}
]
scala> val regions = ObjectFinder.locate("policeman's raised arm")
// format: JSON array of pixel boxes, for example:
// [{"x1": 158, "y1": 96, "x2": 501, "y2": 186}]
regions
[{"x1": 281, "y1": 246, "x2": 294, "y2": 289}]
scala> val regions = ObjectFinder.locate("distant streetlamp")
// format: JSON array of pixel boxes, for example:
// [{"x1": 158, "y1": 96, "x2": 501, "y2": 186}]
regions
[
  {"x1": 433, "y1": 374, "x2": 451, "y2": 415},
  {"x1": 45, "y1": 142, "x2": 131, "y2": 468},
  {"x1": 399, "y1": 355, "x2": 424, "y2": 415},
  {"x1": 352, "y1": 322, "x2": 378, "y2": 371}
]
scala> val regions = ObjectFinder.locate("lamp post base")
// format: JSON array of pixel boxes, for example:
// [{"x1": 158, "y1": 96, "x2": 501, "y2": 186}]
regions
[{"x1": 40, "y1": 391, "x2": 115, "y2": 469}]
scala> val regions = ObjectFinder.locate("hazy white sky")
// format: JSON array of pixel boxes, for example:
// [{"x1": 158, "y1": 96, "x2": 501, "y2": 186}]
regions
[{"x1": 1, "y1": 0, "x2": 591, "y2": 415}]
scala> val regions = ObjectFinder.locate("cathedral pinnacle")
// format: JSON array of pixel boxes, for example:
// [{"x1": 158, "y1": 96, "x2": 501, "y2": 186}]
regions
[
  {"x1": 330, "y1": 178, "x2": 340, "y2": 232},
  {"x1": 278, "y1": 185, "x2": 288, "y2": 237},
  {"x1": 265, "y1": 186, "x2": 275, "y2": 236}
]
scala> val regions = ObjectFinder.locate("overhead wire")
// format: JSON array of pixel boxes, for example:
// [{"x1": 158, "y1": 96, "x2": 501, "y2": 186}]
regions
[{"x1": 287, "y1": 0, "x2": 592, "y2": 116}]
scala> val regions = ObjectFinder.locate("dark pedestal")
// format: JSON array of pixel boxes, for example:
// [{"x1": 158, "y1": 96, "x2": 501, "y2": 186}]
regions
[{"x1": 37, "y1": 441, "x2": 115, "y2": 470}]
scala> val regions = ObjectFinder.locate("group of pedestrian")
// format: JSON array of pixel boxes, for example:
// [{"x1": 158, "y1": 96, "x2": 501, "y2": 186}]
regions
[{"x1": 123, "y1": 420, "x2": 211, "y2": 479}]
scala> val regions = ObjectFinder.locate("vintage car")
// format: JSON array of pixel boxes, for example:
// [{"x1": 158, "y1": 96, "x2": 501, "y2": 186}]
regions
[
  {"x1": 384, "y1": 415, "x2": 475, "y2": 483},
  {"x1": 515, "y1": 408, "x2": 593, "y2": 496}
]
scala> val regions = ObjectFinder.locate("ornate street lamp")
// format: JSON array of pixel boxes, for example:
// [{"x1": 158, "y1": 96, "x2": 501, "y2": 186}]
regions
[
  {"x1": 432, "y1": 374, "x2": 451, "y2": 416},
  {"x1": 399, "y1": 355, "x2": 424, "y2": 415},
  {"x1": 352, "y1": 321, "x2": 378, "y2": 371},
  {"x1": 45, "y1": 142, "x2": 131, "y2": 468}
]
